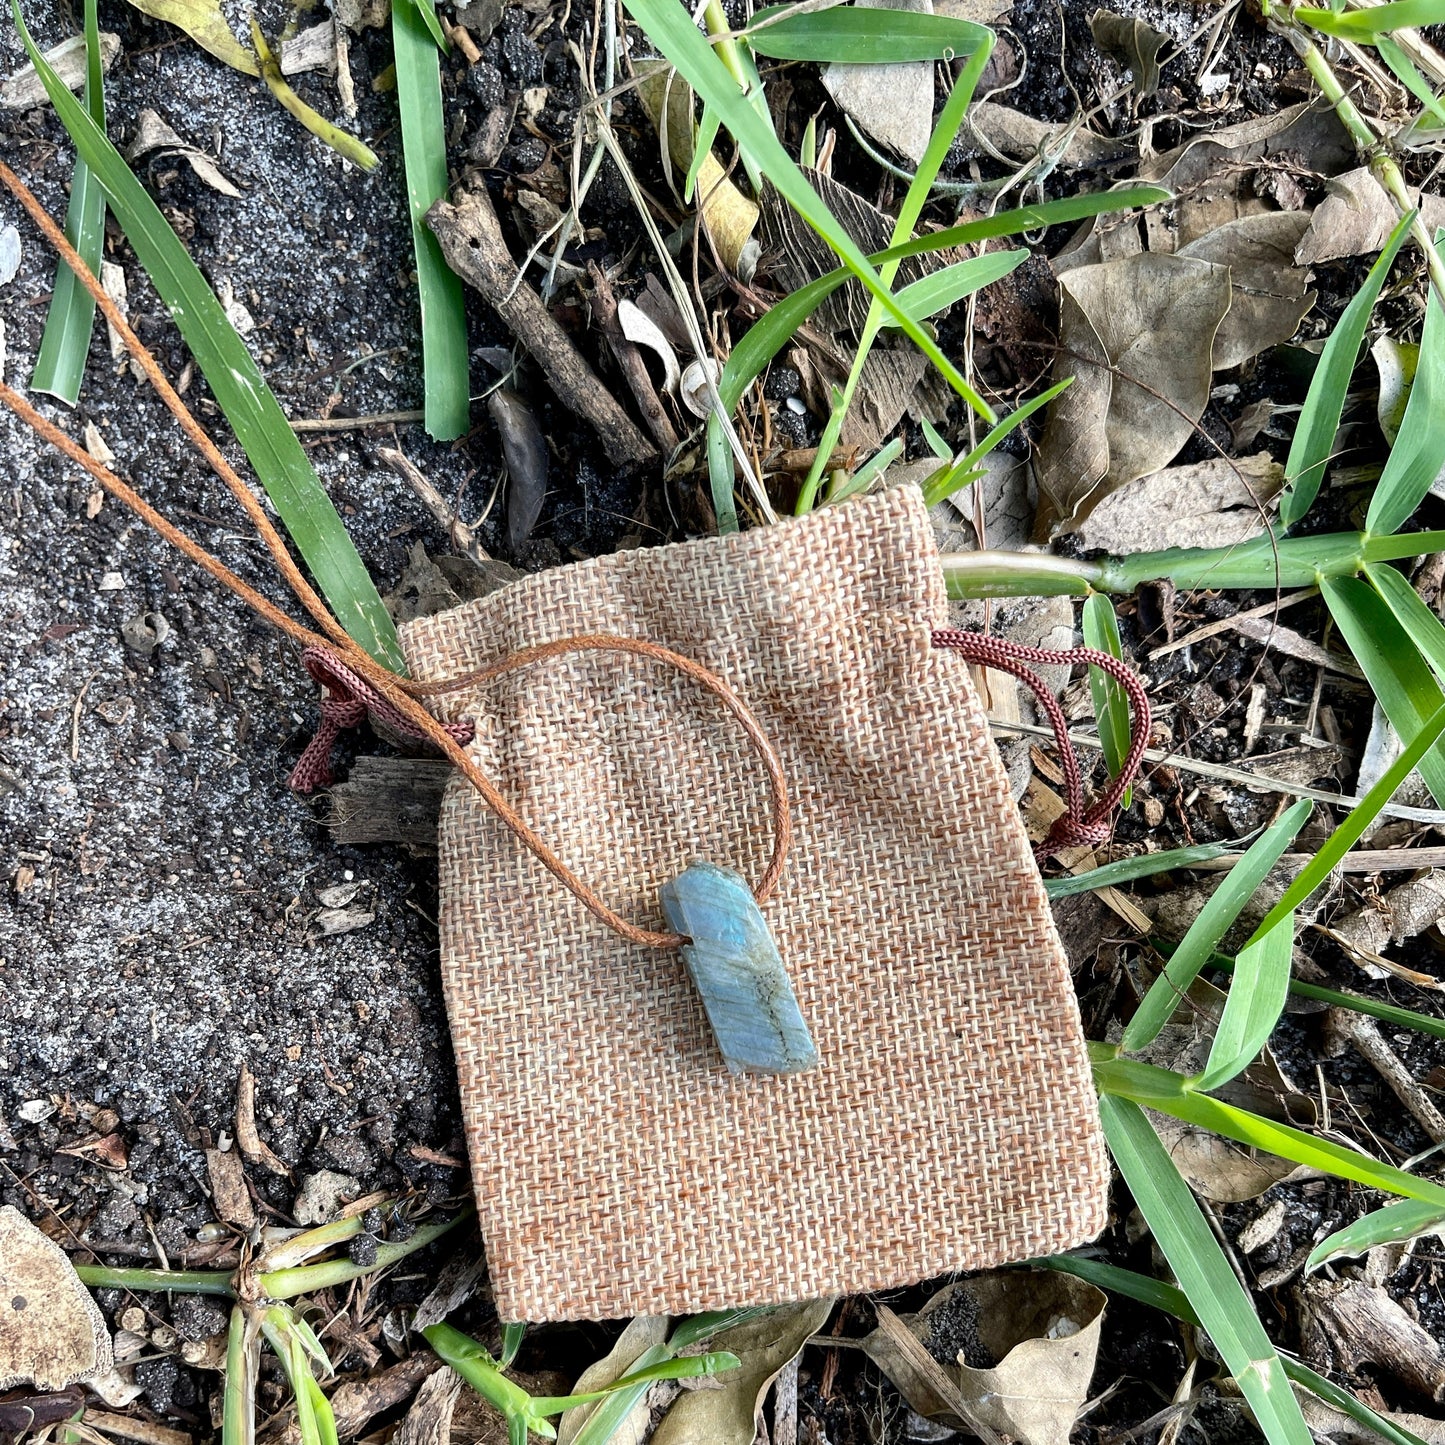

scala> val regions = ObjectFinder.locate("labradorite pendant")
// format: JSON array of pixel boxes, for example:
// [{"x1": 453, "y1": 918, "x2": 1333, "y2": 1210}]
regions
[{"x1": 660, "y1": 861, "x2": 819, "y2": 1076}]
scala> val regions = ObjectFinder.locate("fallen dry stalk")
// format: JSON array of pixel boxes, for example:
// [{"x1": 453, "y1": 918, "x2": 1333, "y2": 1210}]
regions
[
  {"x1": 587, "y1": 260, "x2": 681, "y2": 455},
  {"x1": 426, "y1": 185, "x2": 658, "y2": 469},
  {"x1": 1328, "y1": 1008, "x2": 1445, "y2": 1145}
]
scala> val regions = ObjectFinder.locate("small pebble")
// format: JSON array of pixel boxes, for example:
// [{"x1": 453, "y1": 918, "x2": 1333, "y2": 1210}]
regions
[
  {"x1": 348, "y1": 1232, "x2": 379, "y2": 1267},
  {"x1": 466, "y1": 60, "x2": 505, "y2": 108},
  {"x1": 0, "y1": 225, "x2": 20, "y2": 287},
  {"x1": 502, "y1": 137, "x2": 547, "y2": 172},
  {"x1": 762, "y1": 364, "x2": 800, "y2": 401}
]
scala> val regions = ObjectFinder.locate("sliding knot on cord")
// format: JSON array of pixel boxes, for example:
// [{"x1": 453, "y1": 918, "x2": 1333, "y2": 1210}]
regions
[
  {"x1": 288, "y1": 648, "x2": 476, "y2": 794},
  {"x1": 930, "y1": 628, "x2": 1152, "y2": 862}
]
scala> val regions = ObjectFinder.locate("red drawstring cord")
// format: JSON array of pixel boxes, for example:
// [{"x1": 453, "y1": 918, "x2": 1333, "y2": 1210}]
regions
[
  {"x1": 931, "y1": 628, "x2": 1151, "y2": 860},
  {"x1": 287, "y1": 649, "x2": 476, "y2": 793},
  {"x1": 291, "y1": 630, "x2": 1151, "y2": 865}
]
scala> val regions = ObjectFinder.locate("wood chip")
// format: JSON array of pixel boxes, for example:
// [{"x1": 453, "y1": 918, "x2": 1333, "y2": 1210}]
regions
[
  {"x1": 204, "y1": 1146, "x2": 256, "y2": 1228},
  {"x1": 426, "y1": 185, "x2": 656, "y2": 469},
  {"x1": 235, "y1": 1063, "x2": 290, "y2": 1177}
]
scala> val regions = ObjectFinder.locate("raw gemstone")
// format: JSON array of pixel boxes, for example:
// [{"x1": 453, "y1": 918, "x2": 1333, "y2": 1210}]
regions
[{"x1": 660, "y1": 861, "x2": 819, "y2": 1075}]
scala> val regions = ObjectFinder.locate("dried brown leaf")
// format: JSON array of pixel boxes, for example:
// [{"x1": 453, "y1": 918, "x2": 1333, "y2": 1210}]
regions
[
  {"x1": 650, "y1": 1301, "x2": 835, "y2": 1445},
  {"x1": 204, "y1": 1147, "x2": 256, "y2": 1228},
  {"x1": 1296, "y1": 168, "x2": 1445, "y2": 266},
  {"x1": 1177, "y1": 212, "x2": 1315, "y2": 369},
  {"x1": 1090, "y1": 10, "x2": 1167, "y2": 96},
  {"x1": 1037, "y1": 254, "x2": 1233, "y2": 533},
  {"x1": 1074, "y1": 453, "x2": 1284, "y2": 553},
  {"x1": 949, "y1": 1273, "x2": 1105, "y2": 1445},
  {"x1": 235, "y1": 1062, "x2": 290, "y2": 1178}
]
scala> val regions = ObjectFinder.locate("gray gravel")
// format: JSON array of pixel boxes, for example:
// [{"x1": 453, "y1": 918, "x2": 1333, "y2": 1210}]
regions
[{"x1": 0, "y1": 0, "x2": 478, "y2": 1238}]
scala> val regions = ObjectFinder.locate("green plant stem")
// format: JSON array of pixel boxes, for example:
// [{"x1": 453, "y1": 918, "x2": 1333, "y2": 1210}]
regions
[
  {"x1": 74, "y1": 1265, "x2": 236, "y2": 1295},
  {"x1": 941, "y1": 528, "x2": 1445, "y2": 599},
  {"x1": 261, "y1": 1212, "x2": 466, "y2": 1298},
  {"x1": 941, "y1": 549, "x2": 1106, "y2": 596},
  {"x1": 1282, "y1": 21, "x2": 1445, "y2": 304},
  {"x1": 223, "y1": 1305, "x2": 256, "y2": 1445},
  {"x1": 702, "y1": 0, "x2": 752, "y2": 96},
  {"x1": 73, "y1": 1212, "x2": 467, "y2": 1300}
]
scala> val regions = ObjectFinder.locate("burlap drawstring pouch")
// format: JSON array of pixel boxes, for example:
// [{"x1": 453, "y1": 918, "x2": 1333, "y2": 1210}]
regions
[{"x1": 401, "y1": 485, "x2": 1109, "y2": 1323}]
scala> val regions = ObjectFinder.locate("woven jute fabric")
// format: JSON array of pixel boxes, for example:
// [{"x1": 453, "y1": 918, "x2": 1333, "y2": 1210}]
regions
[{"x1": 401, "y1": 485, "x2": 1107, "y2": 1322}]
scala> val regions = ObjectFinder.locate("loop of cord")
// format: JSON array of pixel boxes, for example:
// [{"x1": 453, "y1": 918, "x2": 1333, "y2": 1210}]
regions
[
  {"x1": 930, "y1": 628, "x2": 1152, "y2": 861},
  {"x1": 0, "y1": 163, "x2": 1148, "y2": 944},
  {"x1": 293, "y1": 628, "x2": 1151, "y2": 929}
]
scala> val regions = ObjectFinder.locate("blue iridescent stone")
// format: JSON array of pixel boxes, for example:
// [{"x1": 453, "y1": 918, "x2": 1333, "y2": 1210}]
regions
[{"x1": 660, "y1": 861, "x2": 819, "y2": 1075}]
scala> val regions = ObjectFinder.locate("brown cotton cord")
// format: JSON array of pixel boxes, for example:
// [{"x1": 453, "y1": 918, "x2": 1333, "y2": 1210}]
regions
[
  {"x1": 2, "y1": 370, "x2": 778, "y2": 946},
  {"x1": 0, "y1": 162, "x2": 1145, "y2": 939},
  {"x1": 931, "y1": 628, "x2": 1152, "y2": 859}
]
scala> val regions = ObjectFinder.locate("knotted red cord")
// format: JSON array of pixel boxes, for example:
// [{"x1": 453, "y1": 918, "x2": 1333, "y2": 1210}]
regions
[
  {"x1": 288, "y1": 649, "x2": 476, "y2": 792},
  {"x1": 930, "y1": 628, "x2": 1151, "y2": 861}
]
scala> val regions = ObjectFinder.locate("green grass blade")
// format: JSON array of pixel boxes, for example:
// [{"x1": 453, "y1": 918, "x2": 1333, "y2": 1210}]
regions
[
  {"x1": 394, "y1": 0, "x2": 470, "y2": 442},
  {"x1": 304, "y1": 1376, "x2": 339, "y2": 1445},
  {"x1": 568, "y1": 1343, "x2": 671, "y2": 1445},
  {"x1": 1194, "y1": 913, "x2": 1293, "y2": 1092},
  {"x1": 1099, "y1": 1096, "x2": 1314, "y2": 1445},
  {"x1": 1297, "y1": 0, "x2": 1445, "y2": 36},
  {"x1": 667, "y1": 1307, "x2": 772, "y2": 1350},
  {"x1": 1323, "y1": 575, "x2": 1445, "y2": 806},
  {"x1": 223, "y1": 1305, "x2": 254, "y2": 1445},
  {"x1": 1040, "y1": 1254, "x2": 1433, "y2": 1445},
  {"x1": 1284, "y1": 1360, "x2": 1433, "y2": 1445},
  {"x1": 1376, "y1": 34, "x2": 1445, "y2": 127},
  {"x1": 885, "y1": 249, "x2": 1026, "y2": 327},
  {"x1": 623, "y1": 0, "x2": 990, "y2": 416},
  {"x1": 705, "y1": 413, "x2": 739, "y2": 535},
  {"x1": 531, "y1": 1352, "x2": 742, "y2": 1414},
  {"x1": 829, "y1": 437, "x2": 903, "y2": 502},
  {"x1": 719, "y1": 188, "x2": 1170, "y2": 414},
  {"x1": 1281, "y1": 210, "x2": 1414, "y2": 528},
  {"x1": 705, "y1": 187, "x2": 1166, "y2": 521},
  {"x1": 500, "y1": 1322, "x2": 525, "y2": 1369},
  {"x1": 1094, "y1": 1054, "x2": 1445, "y2": 1207},
  {"x1": 797, "y1": 33, "x2": 996, "y2": 511},
  {"x1": 685, "y1": 102, "x2": 721, "y2": 202},
  {"x1": 1042, "y1": 839, "x2": 1246, "y2": 898},
  {"x1": 1246, "y1": 698, "x2": 1445, "y2": 945},
  {"x1": 568, "y1": 1311, "x2": 770, "y2": 1445},
  {"x1": 1121, "y1": 800, "x2": 1310, "y2": 1053},
  {"x1": 1208, "y1": 947, "x2": 1445, "y2": 1041},
  {"x1": 1366, "y1": 284, "x2": 1445, "y2": 536},
  {"x1": 13, "y1": 0, "x2": 405, "y2": 670},
  {"x1": 410, "y1": 0, "x2": 450, "y2": 52},
  {"x1": 745, "y1": 6, "x2": 991, "y2": 62},
  {"x1": 919, "y1": 379, "x2": 1072, "y2": 508},
  {"x1": 1035, "y1": 1253, "x2": 1197, "y2": 1323},
  {"x1": 1082, "y1": 593, "x2": 1131, "y2": 801},
  {"x1": 1368, "y1": 559, "x2": 1445, "y2": 690},
  {"x1": 31, "y1": 0, "x2": 105, "y2": 406},
  {"x1": 1307, "y1": 1197, "x2": 1445, "y2": 1273}
]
